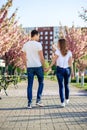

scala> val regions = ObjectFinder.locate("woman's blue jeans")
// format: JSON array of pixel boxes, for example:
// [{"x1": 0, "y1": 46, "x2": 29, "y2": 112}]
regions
[{"x1": 56, "y1": 66, "x2": 71, "y2": 103}]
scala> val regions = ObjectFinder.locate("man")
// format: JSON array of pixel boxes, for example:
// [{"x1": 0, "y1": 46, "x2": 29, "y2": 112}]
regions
[{"x1": 22, "y1": 30, "x2": 45, "y2": 109}]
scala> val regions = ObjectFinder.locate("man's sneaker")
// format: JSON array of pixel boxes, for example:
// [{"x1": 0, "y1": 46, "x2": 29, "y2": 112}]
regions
[
  {"x1": 61, "y1": 102, "x2": 65, "y2": 107},
  {"x1": 36, "y1": 102, "x2": 44, "y2": 107},
  {"x1": 27, "y1": 104, "x2": 32, "y2": 109},
  {"x1": 66, "y1": 99, "x2": 69, "y2": 104}
]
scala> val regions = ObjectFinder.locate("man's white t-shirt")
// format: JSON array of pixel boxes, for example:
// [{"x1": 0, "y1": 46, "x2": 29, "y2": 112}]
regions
[
  {"x1": 55, "y1": 49, "x2": 72, "y2": 68},
  {"x1": 22, "y1": 41, "x2": 42, "y2": 68}
]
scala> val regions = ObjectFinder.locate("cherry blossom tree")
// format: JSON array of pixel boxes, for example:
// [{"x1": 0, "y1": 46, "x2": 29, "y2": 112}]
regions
[
  {"x1": 0, "y1": 0, "x2": 29, "y2": 72},
  {"x1": 65, "y1": 26, "x2": 87, "y2": 61},
  {"x1": 65, "y1": 26, "x2": 87, "y2": 75}
]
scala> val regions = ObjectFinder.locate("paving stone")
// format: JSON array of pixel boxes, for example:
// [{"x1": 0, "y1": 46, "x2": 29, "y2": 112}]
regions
[{"x1": 0, "y1": 80, "x2": 87, "y2": 130}]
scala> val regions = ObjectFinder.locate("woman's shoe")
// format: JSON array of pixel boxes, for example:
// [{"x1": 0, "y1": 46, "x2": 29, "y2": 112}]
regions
[
  {"x1": 27, "y1": 104, "x2": 32, "y2": 109},
  {"x1": 61, "y1": 102, "x2": 65, "y2": 107},
  {"x1": 66, "y1": 99, "x2": 69, "y2": 104},
  {"x1": 36, "y1": 101, "x2": 44, "y2": 107}
]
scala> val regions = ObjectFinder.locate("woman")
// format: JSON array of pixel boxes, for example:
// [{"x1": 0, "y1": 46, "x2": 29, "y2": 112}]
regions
[{"x1": 46, "y1": 39, "x2": 72, "y2": 107}]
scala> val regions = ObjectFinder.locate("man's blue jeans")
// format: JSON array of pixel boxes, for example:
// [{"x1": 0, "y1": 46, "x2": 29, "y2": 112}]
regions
[
  {"x1": 56, "y1": 66, "x2": 71, "y2": 103},
  {"x1": 27, "y1": 67, "x2": 44, "y2": 105}
]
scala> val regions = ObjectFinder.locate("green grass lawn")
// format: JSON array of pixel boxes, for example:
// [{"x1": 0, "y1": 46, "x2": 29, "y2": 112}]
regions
[{"x1": 71, "y1": 83, "x2": 87, "y2": 91}]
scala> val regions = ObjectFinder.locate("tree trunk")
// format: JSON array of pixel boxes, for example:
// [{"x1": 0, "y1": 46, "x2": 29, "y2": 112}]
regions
[
  {"x1": 81, "y1": 71, "x2": 84, "y2": 87},
  {"x1": 73, "y1": 61, "x2": 76, "y2": 78}
]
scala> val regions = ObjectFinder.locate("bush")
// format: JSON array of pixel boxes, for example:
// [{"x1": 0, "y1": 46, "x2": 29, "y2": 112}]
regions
[
  {"x1": 71, "y1": 76, "x2": 87, "y2": 83},
  {"x1": 71, "y1": 83, "x2": 87, "y2": 91},
  {"x1": 71, "y1": 78, "x2": 76, "y2": 83},
  {"x1": 50, "y1": 76, "x2": 57, "y2": 81}
]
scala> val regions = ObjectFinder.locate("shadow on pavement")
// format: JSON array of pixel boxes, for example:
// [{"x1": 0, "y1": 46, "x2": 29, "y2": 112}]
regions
[
  {"x1": 0, "y1": 104, "x2": 62, "y2": 111},
  {"x1": 7, "y1": 111, "x2": 87, "y2": 125}
]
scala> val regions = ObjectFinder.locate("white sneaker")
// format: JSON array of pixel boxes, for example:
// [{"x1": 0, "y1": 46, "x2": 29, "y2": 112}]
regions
[
  {"x1": 61, "y1": 102, "x2": 65, "y2": 107},
  {"x1": 66, "y1": 99, "x2": 69, "y2": 104},
  {"x1": 36, "y1": 102, "x2": 44, "y2": 107},
  {"x1": 27, "y1": 104, "x2": 32, "y2": 109}
]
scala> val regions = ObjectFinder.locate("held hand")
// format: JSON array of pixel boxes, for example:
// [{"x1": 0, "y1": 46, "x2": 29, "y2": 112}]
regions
[
  {"x1": 44, "y1": 67, "x2": 50, "y2": 72},
  {"x1": 71, "y1": 72, "x2": 74, "y2": 79}
]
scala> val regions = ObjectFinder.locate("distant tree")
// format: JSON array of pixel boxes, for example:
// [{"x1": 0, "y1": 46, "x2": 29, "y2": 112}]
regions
[
  {"x1": 79, "y1": 7, "x2": 87, "y2": 22},
  {"x1": 65, "y1": 26, "x2": 87, "y2": 74},
  {"x1": 65, "y1": 26, "x2": 87, "y2": 61},
  {"x1": 77, "y1": 59, "x2": 87, "y2": 72}
]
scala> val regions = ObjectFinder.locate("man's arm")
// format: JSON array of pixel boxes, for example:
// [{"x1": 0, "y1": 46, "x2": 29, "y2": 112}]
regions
[{"x1": 38, "y1": 50, "x2": 45, "y2": 68}]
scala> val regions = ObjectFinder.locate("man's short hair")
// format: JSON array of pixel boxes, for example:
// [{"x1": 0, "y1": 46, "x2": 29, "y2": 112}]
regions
[{"x1": 31, "y1": 30, "x2": 39, "y2": 37}]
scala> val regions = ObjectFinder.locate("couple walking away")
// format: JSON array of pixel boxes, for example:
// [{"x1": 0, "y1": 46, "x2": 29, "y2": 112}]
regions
[{"x1": 22, "y1": 30, "x2": 72, "y2": 109}]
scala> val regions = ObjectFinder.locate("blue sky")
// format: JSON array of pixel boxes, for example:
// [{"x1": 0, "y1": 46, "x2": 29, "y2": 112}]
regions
[{"x1": 0, "y1": 0, "x2": 87, "y2": 27}]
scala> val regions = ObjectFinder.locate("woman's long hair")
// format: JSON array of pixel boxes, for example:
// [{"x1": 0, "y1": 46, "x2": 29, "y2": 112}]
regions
[{"x1": 58, "y1": 39, "x2": 68, "y2": 56}]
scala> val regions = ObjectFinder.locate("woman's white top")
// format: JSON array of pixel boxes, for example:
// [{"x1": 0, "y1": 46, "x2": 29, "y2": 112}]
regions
[{"x1": 55, "y1": 49, "x2": 72, "y2": 68}]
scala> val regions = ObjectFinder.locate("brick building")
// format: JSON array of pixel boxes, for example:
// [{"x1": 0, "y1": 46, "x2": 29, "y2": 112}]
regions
[
  {"x1": 37, "y1": 27, "x2": 53, "y2": 60},
  {"x1": 23, "y1": 26, "x2": 59, "y2": 60}
]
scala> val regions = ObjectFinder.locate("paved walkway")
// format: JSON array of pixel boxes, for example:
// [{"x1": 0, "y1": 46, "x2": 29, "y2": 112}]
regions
[{"x1": 0, "y1": 79, "x2": 87, "y2": 130}]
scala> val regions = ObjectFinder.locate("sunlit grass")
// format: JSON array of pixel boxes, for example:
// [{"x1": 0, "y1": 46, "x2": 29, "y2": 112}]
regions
[{"x1": 71, "y1": 83, "x2": 87, "y2": 91}]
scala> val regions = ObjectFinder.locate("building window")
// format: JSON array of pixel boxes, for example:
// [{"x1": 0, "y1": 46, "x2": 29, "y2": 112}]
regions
[
  {"x1": 40, "y1": 32, "x2": 43, "y2": 35},
  {"x1": 45, "y1": 31, "x2": 48, "y2": 35},
  {"x1": 50, "y1": 31, "x2": 53, "y2": 35},
  {"x1": 45, "y1": 50, "x2": 47, "y2": 54},
  {"x1": 45, "y1": 36, "x2": 48, "y2": 40},
  {"x1": 50, "y1": 50, "x2": 52, "y2": 54},
  {"x1": 49, "y1": 50, "x2": 52, "y2": 55},
  {"x1": 50, "y1": 55, "x2": 52, "y2": 58},
  {"x1": 40, "y1": 36, "x2": 43, "y2": 40},
  {"x1": 45, "y1": 41, "x2": 48, "y2": 44},
  {"x1": 45, "y1": 55, "x2": 48, "y2": 59},
  {"x1": 45, "y1": 46, "x2": 48, "y2": 49},
  {"x1": 40, "y1": 41, "x2": 43, "y2": 44},
  {"x1": 50, "y1": 46, "x2": 52, "y2": 49},
  {"x1": 50, "y1": 41, "x2": 53, "y2": 44},
  {"x1": 50, "y1": 36, "x2": 53, "y2": 40}
]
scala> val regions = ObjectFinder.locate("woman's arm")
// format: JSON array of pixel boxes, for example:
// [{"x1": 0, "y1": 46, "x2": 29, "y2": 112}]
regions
[
  {"x1": 49, "y1": 55, "x2": 58, "y2": 68},
  {"x1": 68, "y1": 57, "x2": 74, "y2": 77},
  {"x1": 68, "y1": 57, "x2": 72, "y2": 67},
  {"x1": 45, "y1": 55, "x2": 58, "y2": 72}
]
